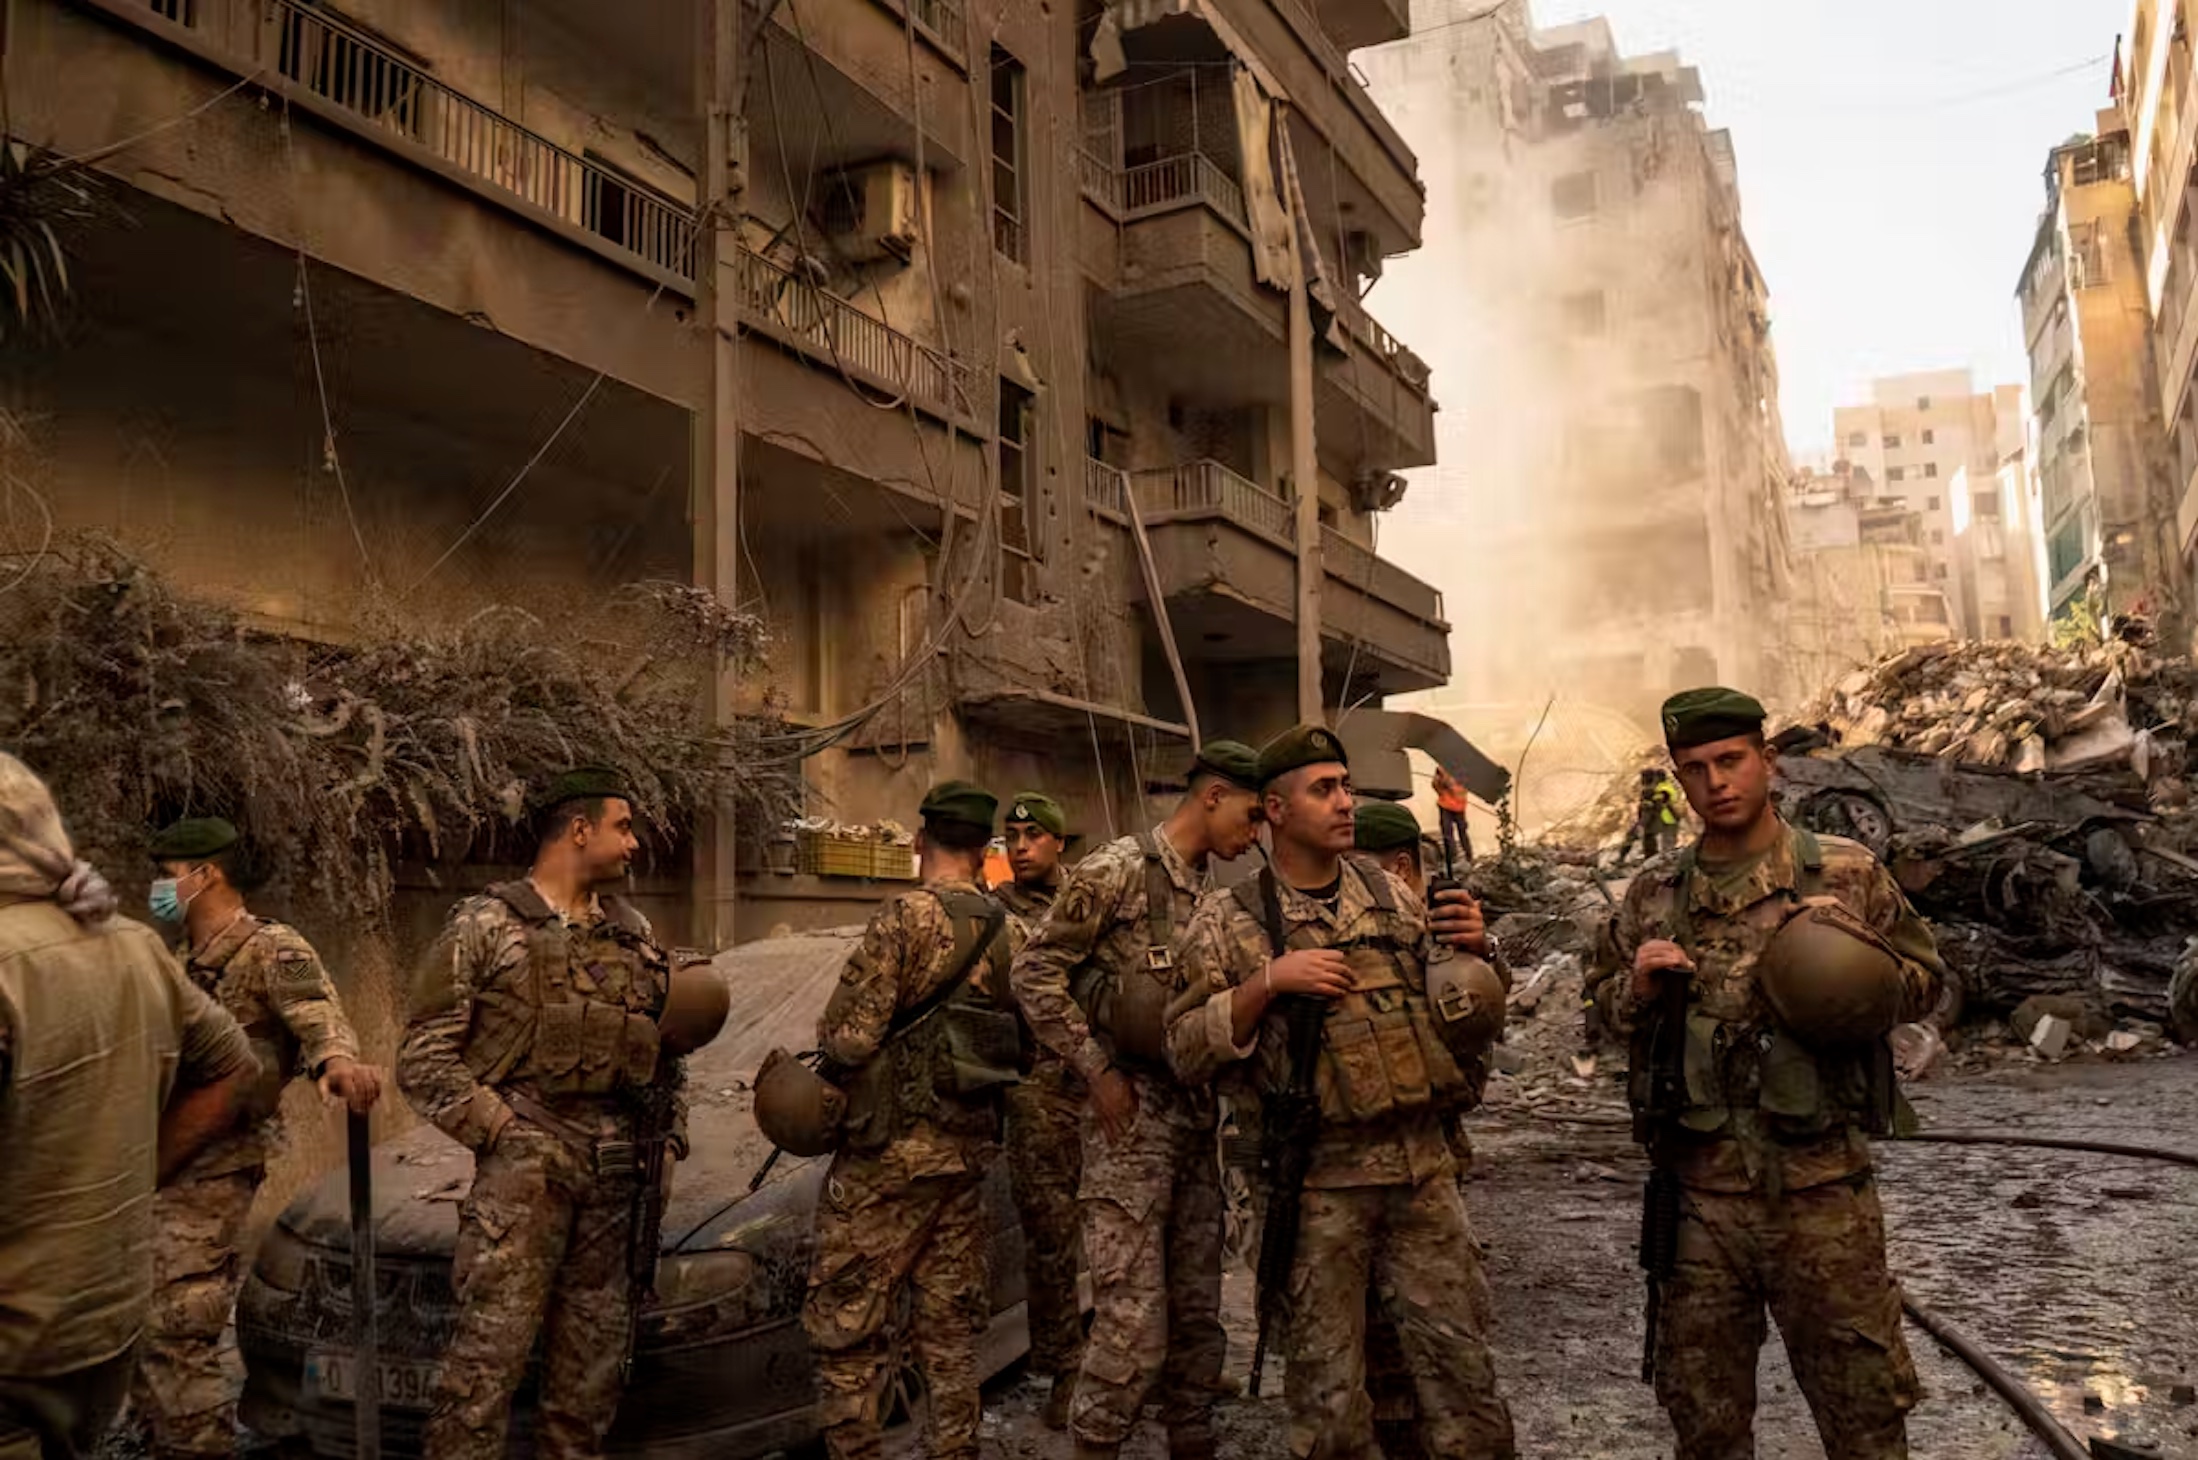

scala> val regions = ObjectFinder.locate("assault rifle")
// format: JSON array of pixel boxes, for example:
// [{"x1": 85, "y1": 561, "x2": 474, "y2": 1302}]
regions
[
  {"x1": 1249, "y1": 992, "x2": 1325, "y2": 1398},
  {"x1": 624, "y1": 1079, "x2": 678, "y2": 1378},
  {"x1": 1635, "y1": 958, "x2": 1691, "y2": 1385}
]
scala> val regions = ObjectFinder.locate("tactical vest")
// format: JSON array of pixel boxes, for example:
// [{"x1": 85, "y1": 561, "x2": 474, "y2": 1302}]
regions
[
  {"x1": 1234, "y1": 865, "x2": 1474, "y2": 1128},
  {"x1": 843, "y1": 888, "x2": 1025, "y2": 1153},
  {"x1": 186, "y1": 918, "x2": 294, "y2": 1125},
  {"x1": 1070, "y1": 831, "x2": 1180, "y2": 1069},
  {"x1": 459, "y1": 881, "x2": 669, "y2": 1100},
  {"x1": 1630, "y1": 828, "x2": 1906, "y2": 1148}
]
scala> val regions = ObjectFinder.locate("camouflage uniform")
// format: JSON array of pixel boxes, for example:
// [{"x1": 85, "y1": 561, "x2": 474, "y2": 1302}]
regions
[
  {"x1": 397, "y1": 883, "x2": 677, "y2": 1460},
  {"x1": 135, "y1": 917, "x2": 360, "y2": 1460},
  {"x1": 803, "y1": 879, "x2": 1023, "y2": 1460},
  {"x1": 1595, "y1": 827, "x2": 1943, "y2": 1460},
  {"x1": 1168, "y1": 860, "x2": 1515, "y2": 1460},
  {"x1": 1009, "y1": 829, "x2": 1225, "y2": 1457},
  {"x1": 993, "y1": 874, "x2": 1087, "y2": 1384}
]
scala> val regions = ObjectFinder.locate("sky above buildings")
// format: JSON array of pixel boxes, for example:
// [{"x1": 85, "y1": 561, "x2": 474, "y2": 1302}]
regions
[{"x1": 1528, "y1": 0, "x2": 2128, "y2": 456}]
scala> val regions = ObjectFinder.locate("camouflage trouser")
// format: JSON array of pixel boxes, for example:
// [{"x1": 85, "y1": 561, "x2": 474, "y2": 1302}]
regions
[
  {"x1": 0, "y1": 1346, "x2": 139, "y2": 1460},
  {"x1": 1072, "y1": 1080, "x2": 1225, "y2": 1450},
  {"x1": 1366, "y1": 1149, "x2": 1492, "y2": 1459},
  {"x1": 424, "y1": 1127, "x2": 637, "y2": 1460},
  {"x1": 132, "y1": 1166, "x2": 261, "y2": 1458},
  {"x1": 803, "y1": 1155, "x2": 990, "y2": 1460},
  {"x1": 1655, "y1": 1176, "x2": 1920, "y2": 1460},
  {"x1": 1284, "y1": 1178, "x2": 1514, "y2": 1460},
  {"x1": 1005, "y1": 1058, "x2": 1086, "y2": 1378}
]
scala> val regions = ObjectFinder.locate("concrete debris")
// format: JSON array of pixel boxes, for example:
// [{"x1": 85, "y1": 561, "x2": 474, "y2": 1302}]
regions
[
  {"x1": 2105, "y1": 1030, "x2": 2145, "y2": 1053},
  {"x1": 2028, "y1": 1013, "x2": 2073, "y2": 1060}
]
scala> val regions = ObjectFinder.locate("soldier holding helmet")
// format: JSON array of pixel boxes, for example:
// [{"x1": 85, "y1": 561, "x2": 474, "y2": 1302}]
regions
[{"x1": 1593, "y1": 688, "x2": 1945, "y2": 1460}]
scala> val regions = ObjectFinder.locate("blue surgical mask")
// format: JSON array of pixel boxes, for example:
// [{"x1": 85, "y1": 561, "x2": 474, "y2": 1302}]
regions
[{"x1": 149, "y1": 876, "x2": 189, "y2": 923}]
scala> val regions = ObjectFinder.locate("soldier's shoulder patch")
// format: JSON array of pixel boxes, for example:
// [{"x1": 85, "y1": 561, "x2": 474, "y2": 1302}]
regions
[{"x1": 1809, "y1": 832, "x2": 1881, "y2": 868}]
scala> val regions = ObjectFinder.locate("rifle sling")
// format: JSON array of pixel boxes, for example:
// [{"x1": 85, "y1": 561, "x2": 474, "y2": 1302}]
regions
[{"x1": 882, "y1": 896, "x2": 1008, "y2": 1045}]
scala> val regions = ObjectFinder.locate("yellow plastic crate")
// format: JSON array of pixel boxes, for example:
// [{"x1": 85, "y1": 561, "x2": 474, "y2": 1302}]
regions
[{"x1": 797, "y1": 832, "x2": 917, "y2": 880}]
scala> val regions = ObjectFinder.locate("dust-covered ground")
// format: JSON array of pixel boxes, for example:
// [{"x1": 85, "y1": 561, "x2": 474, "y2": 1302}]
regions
[{"x1": 974, "y1": 1047, "x2": 2198, "y2": 1460}]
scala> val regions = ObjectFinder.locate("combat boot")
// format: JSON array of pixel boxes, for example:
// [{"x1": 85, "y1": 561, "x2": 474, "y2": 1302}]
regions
[{"x1": 1040, "y1": 1368, "x2": 1079, "y2": 1430}]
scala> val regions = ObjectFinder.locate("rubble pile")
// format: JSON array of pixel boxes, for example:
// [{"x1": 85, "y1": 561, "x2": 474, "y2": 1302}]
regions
[
  {"x1": 1539, "y1": 752, "x2": 1671, "y2": 850},
  {"x1": 1800, "y1": 637, "x2": 2198, "y2": 796},
  {"x1": 1783, "y1": 635, "x2": 2198, "y2": 1046}
]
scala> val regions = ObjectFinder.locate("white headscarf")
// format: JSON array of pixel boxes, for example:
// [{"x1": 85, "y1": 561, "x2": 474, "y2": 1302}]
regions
[{"x1": 0, "y1": 751, "x2": 115, "y2": 923}]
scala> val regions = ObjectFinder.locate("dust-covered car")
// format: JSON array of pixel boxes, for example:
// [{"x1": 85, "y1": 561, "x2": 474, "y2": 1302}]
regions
[{"x1": 238, "y1": 928, "x2": 1042, "y2": 1459}]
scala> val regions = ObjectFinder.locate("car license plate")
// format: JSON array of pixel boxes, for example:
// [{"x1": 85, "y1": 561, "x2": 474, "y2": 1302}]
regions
[{"x1": 303, "y1": 1349, "x2": 439, "y2": 1410}]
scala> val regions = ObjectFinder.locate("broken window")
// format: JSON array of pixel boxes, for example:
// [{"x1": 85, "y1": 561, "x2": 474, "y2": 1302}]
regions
[
  {"x1": 1998, "y1": 614, "x2": 2014, "y2": 637},
  {"x1": 992, "y1": 46, "x2": 1028, "y2": 262},
  {"x1": 1562, "y1": 290, "x2": 1608, "y2": 336},
  {"x1": 1888, "y1": 467, "x2": 1906, "y2": 482},
  {"x1": 1883, "y1": 434, "x2": 1901, "y2": 449},
  {"x1": 999, "y1": 379, "x2": 1038, "y2": 604},
  {"x1": 148, "y1": 0, "x2": 197, "y2": 23},
  {"x1": 1922, "y1": 428, "x2": 1936, "y2": 445},
  {"x1": 1927, "y1": 496, "x2": 1941, "y2": 511},
  {"x1": 1551, "y1": 171, "x2": 1598, "y2": 220},
  {"x1": 1924, "y1": 463, "x2": 1939, "y2": 479}
]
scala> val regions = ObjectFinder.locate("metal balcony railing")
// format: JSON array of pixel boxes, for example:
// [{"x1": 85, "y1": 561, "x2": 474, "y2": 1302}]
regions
[
  {"x1": 270, "y1": 0, "x2": 697, "y2": 281},
  {"x1": 734, "y1": 248, "x2": 968, "y2": 416},
  {"x1": 1121, "y1": 153, "x2": 1249, "y2": 227},
  {"x1": 1084, "y1": 457, "x2": 1131, "y2": 516},
  {"x1": 1123, "y1": 459, "x2": 1444, "y2": 624}
]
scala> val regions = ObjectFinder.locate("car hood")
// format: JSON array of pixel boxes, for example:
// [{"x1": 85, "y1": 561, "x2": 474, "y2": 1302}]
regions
[{"x1": 276, "y1": 926, "x2": 863, "y2": 1259}]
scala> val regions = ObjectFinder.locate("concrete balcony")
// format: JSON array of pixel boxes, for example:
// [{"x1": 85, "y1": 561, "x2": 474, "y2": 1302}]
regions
[
  {"x1": 1088, "y1": 458, "x2": 1450, "y2": 692},
  {"x1": 42, "y1": 0, "x2": 976, "y2": 431},
  {"x1": 1310, "y1": 0, "x2": 1410, "y2": 51},
  {"x1": 1080, "y1": 149, "x2": 1436, "y2": 476}
]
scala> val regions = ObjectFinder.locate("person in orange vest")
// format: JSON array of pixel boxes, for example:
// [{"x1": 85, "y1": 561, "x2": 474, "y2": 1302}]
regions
[{"x1": 1432, "y1": 767, "x2": 1472, "y2": 871}]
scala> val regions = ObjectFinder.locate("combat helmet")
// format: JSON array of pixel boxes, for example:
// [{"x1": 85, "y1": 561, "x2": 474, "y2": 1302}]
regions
[
  {"x1": 1757, "y1": 899, "x2": 1905, "y2": 1047},
  {"x1": 1428, "y1": 955, "x2": 1507, "y2": 1050},
  {"x1": 753, "y1": 1048, "x2": 847, "y2": 1157},
  {"x1": 659, "y1": 954, "x2": 732, "y2": 1057}
]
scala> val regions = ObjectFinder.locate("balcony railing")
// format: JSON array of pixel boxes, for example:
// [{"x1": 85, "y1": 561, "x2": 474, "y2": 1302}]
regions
[
  {"x1": 734, "y1": 247, "x2": 969, "y2": 416},
  {"x1": 1085, "y1": 457, "x2": 1131, "y2": 515},
  {"x1": 270, "y1": 0, "x2": 697, "y2": 281},
  {"x1": 1121, "y1": 153, "x2": 1249, "y2": 227},
  {"x1": 1114, "y1": 458, "x2": 1444, "y2": 624},
  {"x1": 1131, "y1": 459, "x2": 1297, "y2": 542}
]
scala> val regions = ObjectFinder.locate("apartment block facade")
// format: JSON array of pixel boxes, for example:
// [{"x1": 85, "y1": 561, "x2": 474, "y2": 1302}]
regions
[
  {"x1": 2018, "y1": 110, "x2": 2184, "y2": 633},
  {"x1": 1786, "y1": 462, "x2": 1954, "y2": 685},
  {"x1": 1359, "y1": 0, "x2": 1794, "y2": 728},
  {"x1": 13, "y1": 0, "x2": 1444, "y2": 941}
]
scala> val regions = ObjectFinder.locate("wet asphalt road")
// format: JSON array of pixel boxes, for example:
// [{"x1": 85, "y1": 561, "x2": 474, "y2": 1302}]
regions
[{"x1": 980, "y1": 1051, "x2": 2198, "y2": 1459}]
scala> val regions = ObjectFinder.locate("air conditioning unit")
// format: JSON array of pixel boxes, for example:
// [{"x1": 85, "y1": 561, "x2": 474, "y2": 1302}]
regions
[{"x1": 823, "y1": 162, "x2": 921, "y2": 264}]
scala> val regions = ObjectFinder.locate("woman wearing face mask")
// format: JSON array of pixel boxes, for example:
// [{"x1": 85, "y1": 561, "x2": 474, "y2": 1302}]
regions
[{"x1": 133, "y1": 817, "x2": 382, "y2": 1460}]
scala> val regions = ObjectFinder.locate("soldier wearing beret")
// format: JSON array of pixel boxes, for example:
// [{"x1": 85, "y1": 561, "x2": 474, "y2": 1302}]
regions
[
  {"x1": 1007, "y1": 743, "x2": 1264, "y2": 1460},
  {"x1": 991, "y1": 791, "x2": 1087, "y2": 1423},
  {"x1": 135, "y1": 817, "x2": 379, "y2": 1460},
  {"x1": 398, "y1": 768, "x2": 682, "y2": 1460},
  {"x1": 804, "y1": 781, "x2": 1028, "y2": 1460},
  {"x1": 1592, "y1": 689, "x2": 1944, "y2": 1459},
  {"x1": 1353, "y1": 801, "x2": 1427, "y2": 902},
  {"x1": 1167, "y1": 726, "x2": 1516, "y2": 1459}
]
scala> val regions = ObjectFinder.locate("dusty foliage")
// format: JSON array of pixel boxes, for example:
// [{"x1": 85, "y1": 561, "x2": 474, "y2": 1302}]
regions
[
  {"x1": 0, "y1": 141, "x2": 111, "y2": 343},
  {"x1": 0, "y1": 537, "x2": 797, "y2": 917}
]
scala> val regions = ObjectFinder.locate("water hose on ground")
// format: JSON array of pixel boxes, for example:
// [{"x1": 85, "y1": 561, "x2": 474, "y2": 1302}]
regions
[{"x1": 1900, "y1": 1296, "x2": 2090, "y2": 1460}]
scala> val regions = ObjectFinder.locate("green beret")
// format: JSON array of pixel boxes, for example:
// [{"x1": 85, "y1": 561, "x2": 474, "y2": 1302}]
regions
[
  {"x1": 920, "y1": 780, "x2": 998, "y2": 834},
  {"x1": 1257, "y1": 723, "x2": 1349, "y2": 787},
  {"x1": 1004, "y1": 791, "x2": 1068, "y2": 838},
  {"x1": 148, "y1": 817, "x2": 239, "y2": 862},
  {"x1": 1661, "y1": 687, "x2": 1768, "y2": 750},
  {"x1": 1190, "y1": 740, "x2": 1261, "y2": 790},
  {"x1": 530, "y1": 766, "x2": 632, "y2": 817},
  {"x1": 1354, "y1": 801, "x2": 1421, "y2": 852}
]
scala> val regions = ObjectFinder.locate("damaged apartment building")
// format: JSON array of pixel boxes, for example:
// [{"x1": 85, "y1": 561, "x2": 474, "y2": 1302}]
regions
[
  {"x1": 1359, "y1": 0, "x2": 1794, "y2": 728},
  {"x1": 1784, "y1": 460, "x2": 1957, "y2": 690},
  {"x1": 14, "y1": 0, "x2": 1444, "y2": 940}
]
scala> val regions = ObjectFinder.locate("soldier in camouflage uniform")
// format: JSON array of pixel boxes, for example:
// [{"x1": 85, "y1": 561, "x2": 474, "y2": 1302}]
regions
[
  {"x1": 398, "y1": 770, "x2": 681, "y2": 1460},
  {"x1": 804, "y1": 782, "x2": 1026, "y2": 1460},
  {"x1": 1168, "y1": 727, "x2": 1516, "y2": 1460},
  {"x1": 134, "y1": 818, "x2": 380, "y2": 1460},
  {"x1": 992, "y1": 791, "x2": 1086, "y2": 1426},
  {"x1": 1009, "y1": 743, "x2": 1265, "y2": 1460},
  {"x1": 1593, "y1": 689, "x2": 1943, "y2": 1460}
]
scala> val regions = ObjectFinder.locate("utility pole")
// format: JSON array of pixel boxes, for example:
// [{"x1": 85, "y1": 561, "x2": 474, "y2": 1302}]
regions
[
  {"x1": 694, "y1": 0, "x2": 744, "y2": 948},
  {"x1": 1288, "y1": 185, "x2": 1324, "y2": 725}
]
